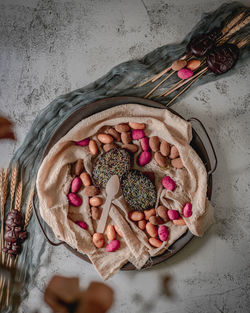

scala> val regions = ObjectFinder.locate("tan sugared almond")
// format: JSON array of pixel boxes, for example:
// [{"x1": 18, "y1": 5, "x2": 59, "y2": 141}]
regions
[
  {"x1": 173, "y1": 218, "x2": 186, "y2": 226},
  {"x1": 149, "y1": 237, "x2": 162, "y2": 248},
  {"x1": 114, "y1": 224, "x2": 123, "y2": 237},
  {"x1": 106, "y1": 225, "x2": 116, "y2": 241},
  {"x1": 89, "y1": 196, "x2": 103, "y2": 207},
  {"x1": 80, "y1": 172, "x2": 92, "y2": 186},
  {"x1": 115, "y1": 123, "x2": 130, "y2": 133},
  {"x1": 169, "y1": 146, "x2": 179, "y2": 159},
  {"x1": 128, "y1": 122, "x2": 145, "y2": 130},
  {"x1": 129, "y1": 211, "x2": 145, "y2": 222},
  {"x1": 74, "y1": 159, "x2": 84, "y2": 176},
  {"x1": 149, "y1": 136, "x2": 160, "y2": 152},
  {"x1": 144, "y1": 208, "x2": 156, "y2": 220},
  {"x1": 122, "y1": 144, "x2": 139, "y2": 153},
  {"x1": 171, "y1": 157, "x2": 184, "y2": 169},
  {"x1": 138, "y1": 219, "x2": 146, "y2": 230},
  {"x1": 97, "y1": 133, "x2": 114, "y2": 144},
  {"x1": 121, "y1": 132, "x2": 132, "y2": 144},
  {"x1": 89, "y1": 139, "x2": 98, "y2": 155},
  {"x1": 154, "y1": 151, "x2": 168, "y2": 167},
  {"x1": 91, "y1": 207, "x2": 102, "y2": 220},
  {"x1": 107, "y1": 127, "x2": 121, "y2": 141},
  {"x1": 103, "y1": 143, "x2": 117, "y2": 152},
  {"x1": 83, "y1": 185, "x2": 100, "y2": 197},
  {"x1": 92, "y1": 233, "x2": 105, "y2": 248},
  {"x1": 171, "y1": 59, "x2": 187, "y2": 71},
  {"x1": 146, "y1": 222, "x2": 157, "y2": 238},
  {"x1": 160, "y1": 140, "x2": 170, "y2": 156}
]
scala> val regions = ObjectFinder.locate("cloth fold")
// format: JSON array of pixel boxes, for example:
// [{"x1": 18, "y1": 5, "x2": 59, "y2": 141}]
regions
[{"x1": 36, "y1": 103, "x2": 214, "y2": 279}]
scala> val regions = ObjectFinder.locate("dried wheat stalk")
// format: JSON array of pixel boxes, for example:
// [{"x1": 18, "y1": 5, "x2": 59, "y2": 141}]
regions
[
  {"x1": 219, "y1": 14, "x2": 250, "y2": 44},
  {"x1": 166, "y1": 70, "x2": 207, "y2": 107},
  {"x1": 221, "y1": 10, "x2": 246, "y2": 35},
  {"x1": 24, "y1": 184, "x2": 35, "y2": 230},
  {"x1": 1, "y1": 168, "x2": 9, "y2": 263},
  {"x1": 15, "y1": 180, "x2": 23, "y2": 212},
  {"x1": 10, "y1": 165, "x2": 18, "y2": 209},
  {"x1": 0, "y1": 168, "x2": 9, "y2": 306}
]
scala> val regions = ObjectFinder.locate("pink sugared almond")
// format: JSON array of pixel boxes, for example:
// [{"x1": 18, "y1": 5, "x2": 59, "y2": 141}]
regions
[
  {"x1": 75, "y1": 138, "x2": 90, "y2": 147},
  {"x1": 162, "y1": 176, "x2": 176, "y2": 191},
  {"x1": 106, "y1": 239, "x2": 120, "y2": 252},
  {"x1": 140, "y1": 137, "x2": 150, "y2": 151},
  {"x1": 68, "y1": 193, "x2": 82, "y2": 207},
  {"x1": 132, "y1": 129, "x2": 145, "y2": 140},
  {"x1": 138, "y1": 151, "x2": 151, "y2": 166},
  {"x1": 177, "y1": 68, "x2": 193, "y2": 80},
  {"x1": 70, "y1": 177, "x2": 82, "y2": 193},
  {"x1": 182, "y1": 202, "x2": 193, "y2": 217},
  {"x1": 167, "y1": 209, "x2": 180, "y2": 220},
  {"x1": 75, "y1": 221, "x2": 88, "y2": 230},
  {"x1": 158, "y1": 225, "x2": 169, "y2": 241}
]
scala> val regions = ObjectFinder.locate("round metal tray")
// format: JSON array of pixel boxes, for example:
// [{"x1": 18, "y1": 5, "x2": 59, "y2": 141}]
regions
[{"x1": 34, "y1": 96, "x2": 217, "y2": 270}]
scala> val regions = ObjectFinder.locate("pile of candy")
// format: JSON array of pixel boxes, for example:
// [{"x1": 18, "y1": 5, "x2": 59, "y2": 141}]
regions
[{"x1": 67, "y1": 121, "x2": 191, "y2": 251}]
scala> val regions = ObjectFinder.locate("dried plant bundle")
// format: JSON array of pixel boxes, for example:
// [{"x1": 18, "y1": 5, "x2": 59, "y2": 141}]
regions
[
  {"x1": 10, "y1": 165, "x2": 18, "y2": 209},
  {"x1": 24, "y1": 185, "x2": 35, "y2": 229}
]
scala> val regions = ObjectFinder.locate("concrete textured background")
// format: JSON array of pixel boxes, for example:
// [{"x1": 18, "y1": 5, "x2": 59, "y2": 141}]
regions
[{"x1": 0, "y1": 0, "x2": 250, "y2": 312}]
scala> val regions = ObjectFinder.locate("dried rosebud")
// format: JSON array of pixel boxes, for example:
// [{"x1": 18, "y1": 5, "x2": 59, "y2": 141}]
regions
[
  {"x1": 189, "y1": 35, "x2": 215, "y2": 57},
  {"x1": 206, "y1": 43, "x2": 239, "y2": 74}
]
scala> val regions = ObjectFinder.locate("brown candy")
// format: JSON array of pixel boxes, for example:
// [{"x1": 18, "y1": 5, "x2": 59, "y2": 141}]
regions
[
  {"x1": 107, "y1": 128, "x2": 121, "y2": 141},
  {"x1": 83, "y1": 186, "x2": 100, "y2": 197},
  {"x1": 149, "y1": 216, "x2": 164, "y2": 225},
  {"x1": 171, "y1": 59, "x2": 187, "y2": 71},
  {"x1": 103, "y1": 143, "x2": 118, "y2": 152},
  {"x1": 157, "y1": 206, "x2": 169, "y2": 222},
  {"x1": 73, "y1": 159, "x2": 84, "y2": 176}
]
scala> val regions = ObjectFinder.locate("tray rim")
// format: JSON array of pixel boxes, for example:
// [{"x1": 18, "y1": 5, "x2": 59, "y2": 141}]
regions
[{"x1": 38, "y1": 96, "x2": 213, "y2": 271}]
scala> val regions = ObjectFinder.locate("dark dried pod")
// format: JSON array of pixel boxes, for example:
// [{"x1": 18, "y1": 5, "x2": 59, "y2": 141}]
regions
[
  {"x1": 189, "y1": 35, "x2": 215, "y2": 57},
  {"x1": 207, "y1": 27, "x2": 222, "y2": 41},
  {"x1": 3, "y1": 209, "x2": 27, "y2": 256},
  {"x1": 206, "y1": 43, "x2": 239, "y2": 74}
]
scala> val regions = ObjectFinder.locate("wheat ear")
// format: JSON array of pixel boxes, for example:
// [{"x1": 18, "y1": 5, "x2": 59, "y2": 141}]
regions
[
  {"x1": 24, "y1": 184, "x2": 35, "y2": 230},
  {"x1": 221, "y1": 10, "x2": 246, "y2": 35},
  {"x1": 10, "y1": 165, "x2": 18, "y2": 209},
  {"x1": 15, "y1": 179, "x2": 23, "y2": 212}
]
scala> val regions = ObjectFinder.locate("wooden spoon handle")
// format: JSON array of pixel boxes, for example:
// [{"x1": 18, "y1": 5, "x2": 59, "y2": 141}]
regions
[{"x1": 96, "y1": 194, "x2": 112, "y2": 233}]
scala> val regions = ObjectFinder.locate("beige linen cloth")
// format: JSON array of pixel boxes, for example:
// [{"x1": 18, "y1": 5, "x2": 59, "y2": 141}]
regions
[{"x1": 36, "y1": 104, "x2": 214, "y2": 280}]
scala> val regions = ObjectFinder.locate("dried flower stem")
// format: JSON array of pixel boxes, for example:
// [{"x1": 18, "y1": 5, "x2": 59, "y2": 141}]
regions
[
  {"x1": 162, "y1": 66, "x2": 208, "y2": 97},
  {"x1": 138, "y1": 54, "x2": 189, "y2": 87},
  {"x1": 166, "y1": 69, "x2": 207, "y2": 107},
  {"x1": 144, "y1": 71, "x2": 176, "y2": 98}
]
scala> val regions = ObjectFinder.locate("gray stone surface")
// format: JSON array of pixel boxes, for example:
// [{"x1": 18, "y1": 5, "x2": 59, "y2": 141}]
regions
[{"x1": 0, "y1": 0, "x2": 249, "y2": 312}]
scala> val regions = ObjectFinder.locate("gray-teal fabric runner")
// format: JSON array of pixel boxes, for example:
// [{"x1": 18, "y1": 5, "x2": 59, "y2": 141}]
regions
[{"x1": 2, "y1": 2, "x2": 250, "y2": 311}]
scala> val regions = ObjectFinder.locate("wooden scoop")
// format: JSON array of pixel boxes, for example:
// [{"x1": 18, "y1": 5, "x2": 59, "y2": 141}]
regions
[{"x1": 96, "y1": 175, "x2": 120, "y2": 233}]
